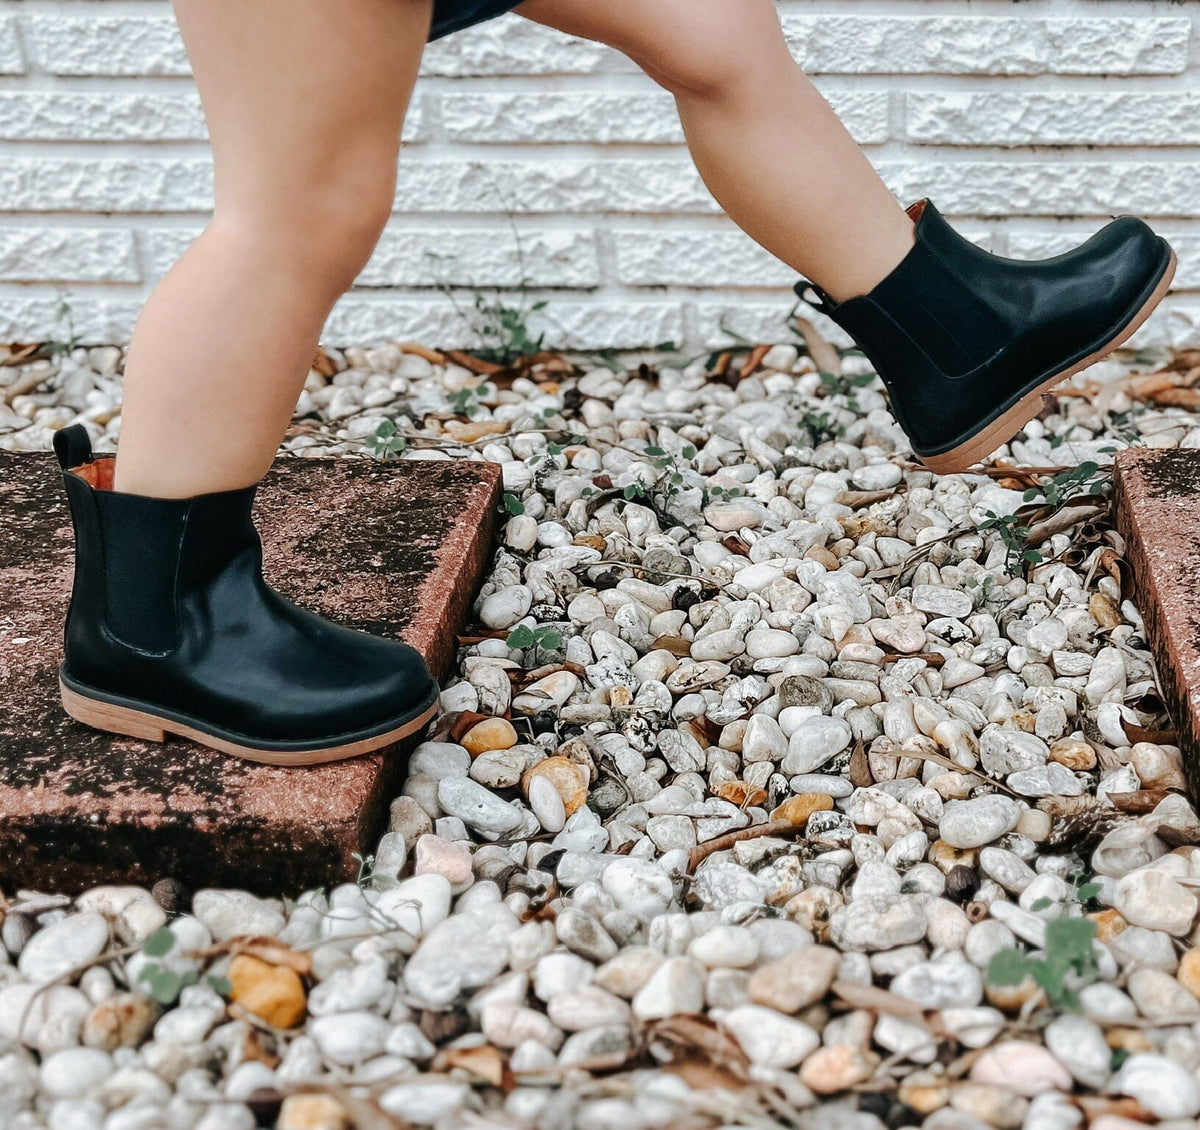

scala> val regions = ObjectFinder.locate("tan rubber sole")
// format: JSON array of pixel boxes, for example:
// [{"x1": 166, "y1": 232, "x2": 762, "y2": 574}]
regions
[
  {"x1": 60, "y1": 679, "x2": 439, "y2": 767},
  {"x1": 919, "y1": 246, "x2": 1178, "y2": 476}
]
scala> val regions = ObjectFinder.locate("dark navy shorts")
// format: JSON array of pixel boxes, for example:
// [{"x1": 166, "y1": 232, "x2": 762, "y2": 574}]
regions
[{"x1": 429, "y1": 0, "x2": 524, "y2": 41}]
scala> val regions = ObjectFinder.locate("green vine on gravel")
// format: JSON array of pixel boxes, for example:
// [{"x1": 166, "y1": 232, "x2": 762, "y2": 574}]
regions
[
  {"x1": 1020, "y1": 460, "x2": 1109, "y2": 509},
  {"x1": 979, "y1": 459, "x2": 1112, "y2": 577}
]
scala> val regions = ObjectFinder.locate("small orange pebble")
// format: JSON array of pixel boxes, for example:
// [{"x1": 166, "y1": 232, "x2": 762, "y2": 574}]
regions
[
  {"x1": 1089, "y1": 908, "x2": 1128, "y2": 945},
  {"x1": 228, "y1": 954, "x2": 306, "y2": 1029},
  {"x1": 462, "y1": 717, "x2": 518, "y2": 757},
  {"x1": 770, "y1": 793, "x2": 834, "y2": 825},
  {"x1": 522, "y1": 756, "x2": 589, "y2": 817},
  {"x1": 716, "y1": 781, "x2": 768, "y2": 808}
]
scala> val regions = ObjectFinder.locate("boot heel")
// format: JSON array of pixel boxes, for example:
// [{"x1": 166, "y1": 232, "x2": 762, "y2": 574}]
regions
[{"x1": 60, "y1": 681, "x2": 168, "y2": 743}]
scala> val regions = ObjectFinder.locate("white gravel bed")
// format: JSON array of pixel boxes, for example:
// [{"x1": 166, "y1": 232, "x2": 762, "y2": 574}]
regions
[{"x1": 3, "y1": 331, "x2": 1200, "y2": 1130}]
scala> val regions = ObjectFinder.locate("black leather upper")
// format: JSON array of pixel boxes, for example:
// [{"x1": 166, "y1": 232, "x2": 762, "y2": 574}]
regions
[
  {"x1": 57, "y1": 430, "x2": 436, "y2": 748},
  {"x1": 796, "y1": 198, "x2": 1172, "y2": 456}
]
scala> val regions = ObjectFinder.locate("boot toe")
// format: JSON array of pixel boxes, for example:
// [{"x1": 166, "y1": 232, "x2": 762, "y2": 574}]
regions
[
  {"x1": 351, "y1": 639, "x2": 438, "y2": 733},
  {"x1": 385, "y1": 642, "x2": 438, "y2": 717},
  {"x1": 1077, "y1": 216, "x2": 1171, "y2": 312}
]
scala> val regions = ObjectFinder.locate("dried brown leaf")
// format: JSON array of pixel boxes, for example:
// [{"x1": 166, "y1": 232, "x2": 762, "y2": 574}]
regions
[
  {"x1": 836, "y1": 489, "x2": 897, "y2": 510},
  {"x1": 1, "y1": 340, "x2": 42, "y2": 364},
  {"x1": 1024, "y1": 503, "x2": 1107, "y2": 548},
  {"x1": 652, "y1": 635, "x2": 694, "y2": 658},
  {"x1": 646, "y1": 1013, "x2": 751, "y2": 1076},
  {"x1": 687, "y1": 819, "x2": 800, "y2": 873},
  {"x1": 240, "y1": 1026, "x2": 280, "y2": 1068},
  {"x1": 310, "y1": 346, "x2": 339, "y2": 378},
  {"x1": 848, "y1": 741, "x2": 873, "y2": 789},
  {"x1": 1107, "y1": 790, "x2": 1175, "y2": 816},
  {"x1": 443, "y1": 349, "x2": 504, "y2": 375},
  {"x1": 396, "y1": 341, "x2": 445, "y2": 365},
  {"x1": 710, "y1": 351, "x2": 734, "y2": 381},
  {"x1": 791, "y1": 312, "x2": 842, "y2": 377},
  {"x1": 738, "y1": 344, "x2": 773, "y2": 381},
  {"x1": 896, "y1": 745, "x2": 1019, "y2": 798},
  {"x1": 198, "y1": 937, "x2": 312, "y2": 976},
  {"x1": 1120, "y1": 722, "x2": 1178, "y2": 746},
  {"x1": 663, "y1": 1053, "x2": 751, "y2": 1093}
]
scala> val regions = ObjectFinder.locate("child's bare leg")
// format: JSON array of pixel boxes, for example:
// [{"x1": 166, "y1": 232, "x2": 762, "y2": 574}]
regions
[
  {"x1": 516, "y1": 0, "x2": 914, "y2": 305},
  {"x1": 115, "y1": 0, "x2": 431, "y2": 497}
]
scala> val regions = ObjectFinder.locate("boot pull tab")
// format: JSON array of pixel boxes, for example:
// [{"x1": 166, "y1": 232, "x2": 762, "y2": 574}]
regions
[
  {"x1": 53, "y1": 424, "x2": 93, "y2": 471},
  {"x1": 793, "y1": 278, "x2": 837, "y2": 317}
]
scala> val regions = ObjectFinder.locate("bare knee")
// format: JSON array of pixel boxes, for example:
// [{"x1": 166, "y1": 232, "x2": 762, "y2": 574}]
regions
[
  {"x1": 215, "y1": 146, "x2": 398, "y2": 297},
  {"x1": 632, "y1": 1, "x2": 792, "y2": 100}
]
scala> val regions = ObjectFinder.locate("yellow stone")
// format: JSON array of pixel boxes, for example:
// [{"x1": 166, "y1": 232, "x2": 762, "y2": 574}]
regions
[
  {"x1": 462, "y1": 717, "x2": 518, "y2": 757},
  {"x1": 81, "y1": 992, "x2": 160, "y2": 1050},
  {"x1": 771, "y1": 793, "x2": 834, "y2": 825},
  {"x1": 984, "y1": 976, "x2": 1040, "y2": 1013},
  {"x1": 522, "y1": 756, "x2": 589, "y2": 817},
  {"x1": 1178, "y1": 948, "x2": 1200, "y2": 1000},
  {"x1": 443, "y1": 418, "x2": 508, "y2": 443},
  {"x1": 1048, "y1": 737, "x2": 1097, "y2": 772},
  {"x1": 799, "y1": 1045, "x2": 877, "y2": 1094},
  {"x1": 573, "y1": 534, "x2": 607, "y2": 551},
  {"x1": 1090, "y1": 908, "x2": 1128, "y2": 945},
  {"x1": 608, "y1": 685, "x2": 634, "y2": 710},
  {"x1": 277, "y1": 1094, "x2": 350, "y2": 1130},
  {"x1": 899, "y1": 1080, "x2": 950, "y2": 1115},
  {"x1": 929, "y1": 840, "x2": 978, "y2": 873},
  {"x1": 928, "y1": 772, "x2": 974, "y2": 801},
  {"x1": 838, "y1": 625, "x2": 875, "y2": 649},
  {"x1": 1107, "y1": 1027, "x2": 1155, "y2": 1055},
  {"x1": 783, "y1": 887, "x2": 843, "y2": 941},
  {"x1": 228, "y1": 954, "x2": 306, "y2": 1029},
  {"x1": 1007, "y1": 710, "x2": 1037, "y2": 734},
  {"x1": 274, "y1": 1098, "x2": 345, "y2": 1130}
]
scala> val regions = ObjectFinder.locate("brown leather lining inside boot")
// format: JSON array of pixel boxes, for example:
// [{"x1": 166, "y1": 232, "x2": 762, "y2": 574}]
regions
[
  {"x1": 907, "y1": 199, "x2": 927, "y2": 221},
  {"x1": 73, "y1": 457, "x2": 116, "y2": 491}
]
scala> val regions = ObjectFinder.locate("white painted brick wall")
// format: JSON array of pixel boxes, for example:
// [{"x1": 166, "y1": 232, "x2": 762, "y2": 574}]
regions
[{"x1": 2, "y1": 0, "x2": 1200, "y2": 352}]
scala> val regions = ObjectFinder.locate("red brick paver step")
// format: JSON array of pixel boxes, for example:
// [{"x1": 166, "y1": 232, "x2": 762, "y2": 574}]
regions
[
  {"x1": 1114, "y1": 447, "x2": 1200, "y2": 795},
  {"x1": 0, "y1": 452, "x2": 500, "y2": 895}
]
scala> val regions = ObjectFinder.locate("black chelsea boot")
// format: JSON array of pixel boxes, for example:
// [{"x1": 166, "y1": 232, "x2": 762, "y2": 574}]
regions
[
  {"x1": 795, "y1": 198, "x2": 1176, "y2": 474},
  {"x1": 53, "y1": 425, "x2": 439, "y2": 765}
]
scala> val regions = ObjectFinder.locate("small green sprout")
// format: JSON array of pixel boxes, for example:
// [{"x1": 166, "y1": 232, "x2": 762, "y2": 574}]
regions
[
  {"x1": 987, "y1": 917, "x2": 1100, "y2": 1013},
  {"x1": 448, "y1": 381, "x2": 496, "y2": 419},
  {"x1": 507, "y1": 624, "x2": 562, "y2": 665},
  {"x1": 366, "y1": 419, "x2": 407, "y2": 460},
  {"x1": 136, "y1": 927, "x2": 230, "y2": 1006},
  {"x1": 979, "y1": 509, "x2": 1044, "y2": 577}
]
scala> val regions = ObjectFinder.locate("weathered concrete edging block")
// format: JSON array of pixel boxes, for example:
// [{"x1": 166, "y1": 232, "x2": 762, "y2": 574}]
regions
[
  {"x1": 1114, "y1": 447, "x2": 1200, "y2": 797},
  {"x1": 0, "y1": 452, "x2": 500, "y2": 894}
]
